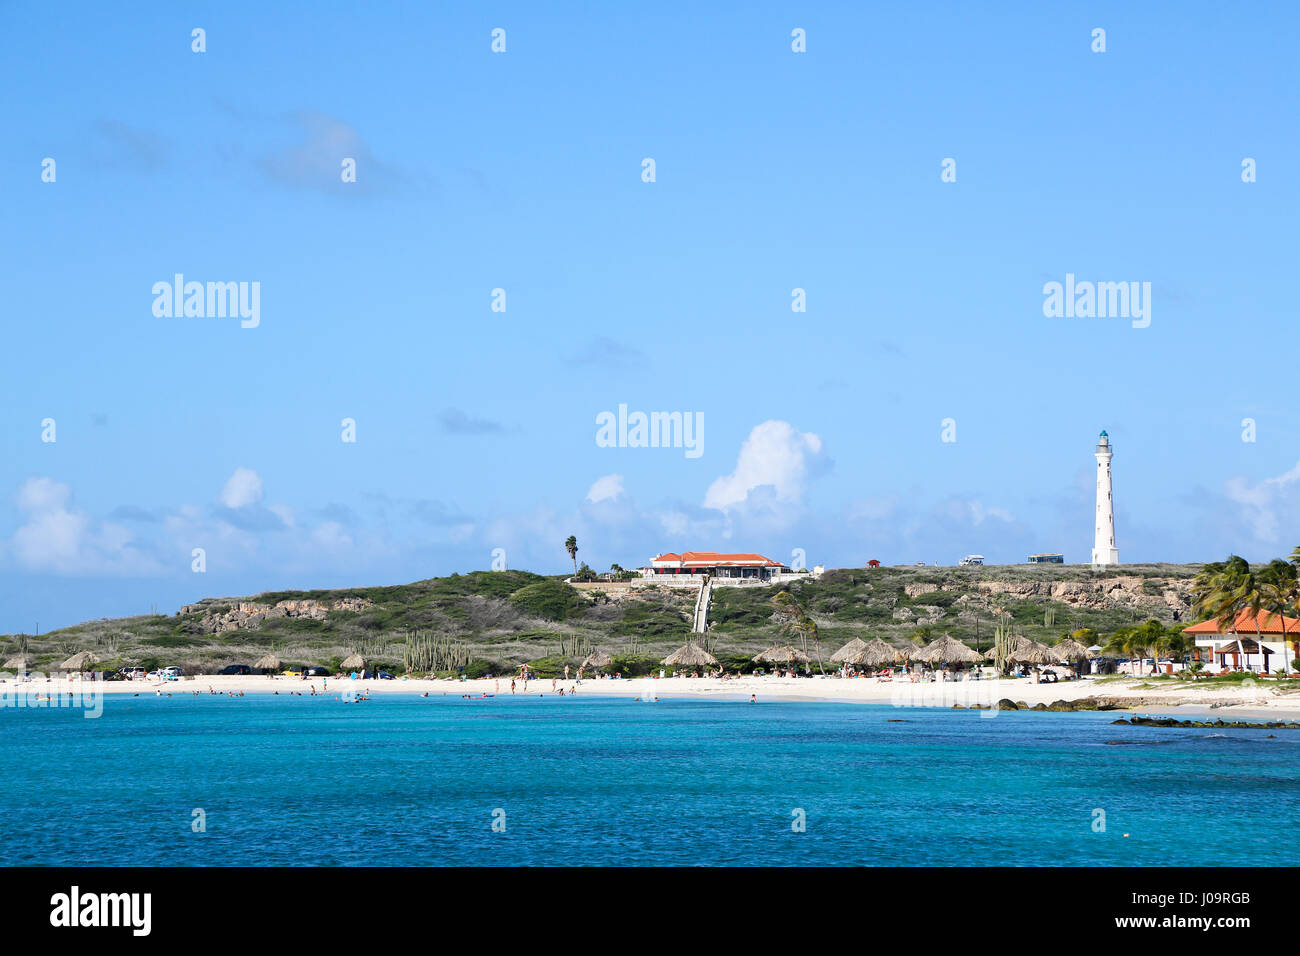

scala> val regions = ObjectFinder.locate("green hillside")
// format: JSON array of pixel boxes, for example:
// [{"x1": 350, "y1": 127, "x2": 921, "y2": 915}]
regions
[{"x1": 1, "y1": 563, "x2": 1202, "y2": 678}]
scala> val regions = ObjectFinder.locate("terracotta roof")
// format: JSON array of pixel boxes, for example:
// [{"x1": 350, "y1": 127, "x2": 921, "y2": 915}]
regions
[
  {"x1": 652, "y1": 551, "x2": 782, "y2": 566},
  {"x1": 1184, "y1": 610, "x2": 1300, "y2": 635}
]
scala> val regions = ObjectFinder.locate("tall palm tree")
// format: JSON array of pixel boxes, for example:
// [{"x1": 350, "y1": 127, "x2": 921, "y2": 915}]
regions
[
  {"x1": 799, "y1": 616, "x2": 824, "y2": 674},
  {"x1": 771, "y1": 591, "x2": 824, "y2": 673},
  {"x1": 1193, "y1": 556, "x2": 1269, "y2": 672},
  {"x1": 1259, "y1": 559, "x2": 1298, "y2": 674},
  {"x1": 1103, "y1": 627, "x2": 1147, "y2": 675},
  {"x1": 564, "y1": 536, "x2": 579, "y2": 576}
]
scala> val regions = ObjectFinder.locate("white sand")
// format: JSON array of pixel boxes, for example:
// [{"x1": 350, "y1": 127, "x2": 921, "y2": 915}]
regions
[{"x1": 28, "y1": 672, "x2": 1300, "y2": 714}]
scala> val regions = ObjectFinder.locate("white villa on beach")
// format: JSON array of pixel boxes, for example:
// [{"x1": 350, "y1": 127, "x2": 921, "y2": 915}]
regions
[{"x1": 1185, "y1": 611, "x2": 1300, "y2": 675}]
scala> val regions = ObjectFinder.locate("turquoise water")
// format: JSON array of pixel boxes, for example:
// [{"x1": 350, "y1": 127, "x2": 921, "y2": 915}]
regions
[{"x1": 2, "y1": 694, "x2": 1298, "y2": 866}]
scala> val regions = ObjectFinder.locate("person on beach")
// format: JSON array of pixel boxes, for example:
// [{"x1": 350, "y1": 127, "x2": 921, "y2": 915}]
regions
[
  {"x1": 564, "y1": 665, "x2": 570, "y2": 680},
  {"x1": 511, "y1": 679, "x2": 516, "y2": 694},
  {"x1": 749, "y1": 694, "x2": 756, "y2": 704}
]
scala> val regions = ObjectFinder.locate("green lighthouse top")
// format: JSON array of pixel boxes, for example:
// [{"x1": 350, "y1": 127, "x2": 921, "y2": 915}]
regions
[{"x1": 1099, "y1": 430, "x2": 1108, "y2": 436}]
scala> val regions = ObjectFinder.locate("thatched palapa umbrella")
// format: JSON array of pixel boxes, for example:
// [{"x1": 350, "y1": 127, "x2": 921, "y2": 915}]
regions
[
  {"x1": 661, "y1": 642, "x2": 718, "y2": 668},
  {"x1": 1048, "y1": 638, "x2": 1095, "y2": 663},
  {"x1": 830, "y1": 638, "x2": 868, "y2": 664},
  {"x1": 581, "y1": 649, "x2": 613, "y2": 671},
  {"x1": 1005, "y1": 638, "x2": 1056, "y2": 666},
  {"x1": 3, "y1": 655, "x2": 28, "y2": 671},
  {"x1": 988, "y1": 636, "x2": 1053, "y2": 665},
  {"x1": 341, "y1": 653, "x2": 366, "y2": 671},
  {"x1": 59, "y1": 650, "x2": 99, "y2": 672},
  {"x1": 858, "y1": 638, "x2": 905, "y2": 667},
  {"x1": 753, "y1": 645, "x2": 810, "y2": 665},
  {"x1": 832, "y1": 637, "x2": 902, "y2": 667},
  {"x1": 254, "y1": 654, "x2": 281, "y2": 674},
  {"x1": 912, "y1": 634, "x2": 983, "y2": 665}
]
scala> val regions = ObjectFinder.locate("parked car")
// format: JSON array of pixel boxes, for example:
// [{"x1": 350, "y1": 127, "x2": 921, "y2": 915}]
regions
[
  {"x1": 217, "y1": 664, "x2": 251, "y2": 676},
  {"x1": 161, "y1": 666, "x2": 182, "y2": 678},
  {"x1": 282, "y1": 667, "x2": 306, "y2": 677},
  {"x1": 303, "y1": 665, "x2": 331, "y2": 677},
  {"x1": 119, "y1": 667, "x2": 146, "y2": 680}
]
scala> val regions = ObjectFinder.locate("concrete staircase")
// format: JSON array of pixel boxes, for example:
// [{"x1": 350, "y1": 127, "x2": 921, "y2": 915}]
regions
[{"x1": 691, "y1": 577, "x2": 712, "y2": 634}]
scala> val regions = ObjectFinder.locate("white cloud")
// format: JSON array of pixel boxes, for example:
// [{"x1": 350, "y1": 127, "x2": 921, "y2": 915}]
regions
[
  {"x1": 1224, "y1": 460, "x2": 1300, "y2": 542},
  {"x1": 586, "y1": 474, "x2": 625, "y2": 504},
  {"x1": 704, "y1": 421, "x2": 828, "y2": 512},
  {"x1": 311, "y1": 521, "x2": 353, "y2": 551},
  {"x1": 220, "y1": 467, "x2": 264, "y2": 509},
  {"x1": 8, "y1": 477, "x2": 158, "y2": 575},
  {"x1": 967, "y1": 500, "x2": 1014, "y2": 525}
]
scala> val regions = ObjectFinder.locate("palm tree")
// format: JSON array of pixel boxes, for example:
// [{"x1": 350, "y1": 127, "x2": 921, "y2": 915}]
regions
[
  {"x1": 1259, "y1": 559, "x2": 1298, "y2": 674},
  {"x1": 564, "y1": 536, "x2": 579, "y2": 576},
  {"x1": 799, "y1": 616, "x2": 824, "y2": 674},
  {"x1": 771, "y1": 591, "x2": 824, "y2": 673},
  {"x1": 1193, "y1": 556, "x2": 1271, "y2": 672},
  {"x1": 1163, "y1": 629, "x2": 1192, "y2": 669},
  {"x1": 1103, "y1": 627, "x2": 1146, "y2": 674}
]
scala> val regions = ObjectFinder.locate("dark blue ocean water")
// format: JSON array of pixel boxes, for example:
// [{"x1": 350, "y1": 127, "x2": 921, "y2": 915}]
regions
[{"x1": 2, "y1": 693, "x2": 1297, "y2": 866}]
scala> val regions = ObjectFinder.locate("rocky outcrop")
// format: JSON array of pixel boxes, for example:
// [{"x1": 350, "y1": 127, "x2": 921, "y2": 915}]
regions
[
  {"x1": 897, "y1": 576, "x2": 1192, "y2": 617},
  {"x1": 904, "y1": 583, "x2": 941, "y2": 598},
  {"x1": 180, "y1": 597, "x2": 373, "y2": 633}
]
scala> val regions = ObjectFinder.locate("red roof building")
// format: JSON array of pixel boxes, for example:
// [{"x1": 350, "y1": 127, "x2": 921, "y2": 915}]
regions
[
  {"x1": 647, "y1": 551, "x2": 789, "y2": 580},
  {"x1": 1185, "y1": 611, "x2": 1300, "y2": 675},
  {"x1": 1183, "y1": 610, "x2": 1300, "y2": 636}
]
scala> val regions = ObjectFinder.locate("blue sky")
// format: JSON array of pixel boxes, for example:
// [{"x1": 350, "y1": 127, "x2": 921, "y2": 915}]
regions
[{"x1": 4, "y1": 1, "x2": 1299, "y2": 632}]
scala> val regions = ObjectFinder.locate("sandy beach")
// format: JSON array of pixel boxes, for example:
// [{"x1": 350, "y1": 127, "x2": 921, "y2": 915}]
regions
[{"x1": 23, "y1": 672, "x2": 1300, "y2": 715}]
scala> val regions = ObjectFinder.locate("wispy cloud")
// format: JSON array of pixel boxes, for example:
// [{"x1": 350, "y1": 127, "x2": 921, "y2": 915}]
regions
[
  {"x1": 567, "y1": 336, "x2": 645, "y2": 369},
  {"x1": 438, "y1": 408, "x2": 512, "y2": 435},
  {"x1": 93, "y1": 120, "x2": 169, "y2": 170},
  {"x1": 259, "y1": 110, "x2": 411, "y2": 195}
]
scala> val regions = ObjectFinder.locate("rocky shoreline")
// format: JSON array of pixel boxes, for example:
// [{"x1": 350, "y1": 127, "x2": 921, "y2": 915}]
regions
[{"x1": 1114, "y1": 716, "x2": 1300, "y2": 729}]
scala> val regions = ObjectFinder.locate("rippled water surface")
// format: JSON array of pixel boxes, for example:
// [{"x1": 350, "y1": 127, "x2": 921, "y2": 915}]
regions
[{"x1": 3, "y1": 694, "x2": 1297, "y2": 866}]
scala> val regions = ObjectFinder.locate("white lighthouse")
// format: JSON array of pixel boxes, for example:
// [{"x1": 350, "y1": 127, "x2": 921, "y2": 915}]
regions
[{"x1": 1091, "y1": 430, "x2": 1119, "y2": 567}]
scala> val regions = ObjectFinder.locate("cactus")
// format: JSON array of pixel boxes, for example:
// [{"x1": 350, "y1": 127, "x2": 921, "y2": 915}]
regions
[
  {"x1": 991, "y1": 608, "x2": 1016, "y2": 673},
  {"x1": 401, "y1": 631, "x2": 471, "y2": 674},
  {"x1": 1043, "y1": 607, "x2": 1057, "y2": 627},
  {"x1": 557, "y1": 634, "x2": 591, "y2": 657}
]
